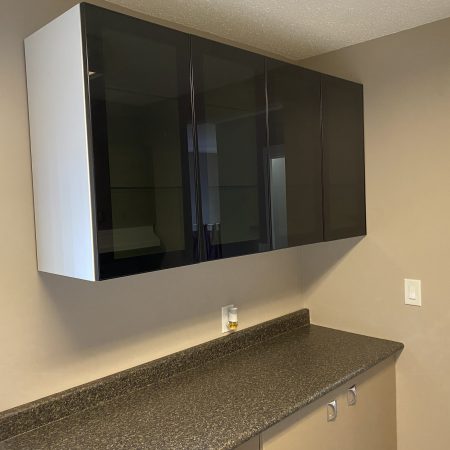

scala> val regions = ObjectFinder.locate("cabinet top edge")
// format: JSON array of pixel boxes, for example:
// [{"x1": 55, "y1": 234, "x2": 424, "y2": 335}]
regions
[{"x1": 28, "y1": 1, "x2": 362, "y2": 86}]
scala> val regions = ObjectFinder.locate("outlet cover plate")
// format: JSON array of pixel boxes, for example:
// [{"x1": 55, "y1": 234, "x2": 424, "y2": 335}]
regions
[{"x1": 404, "y1": 279, "x2": 421, "y2": 306}]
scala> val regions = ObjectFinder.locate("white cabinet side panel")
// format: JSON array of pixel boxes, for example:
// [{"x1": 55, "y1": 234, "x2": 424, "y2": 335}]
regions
[{"x1": 25, "y1": 5, "x2": 96, "y2": 281}]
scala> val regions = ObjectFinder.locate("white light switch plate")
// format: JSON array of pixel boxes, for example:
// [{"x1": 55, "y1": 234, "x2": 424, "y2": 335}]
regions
[{"x1": 404, "y1": 279, "x2": 421, "y2": 306}]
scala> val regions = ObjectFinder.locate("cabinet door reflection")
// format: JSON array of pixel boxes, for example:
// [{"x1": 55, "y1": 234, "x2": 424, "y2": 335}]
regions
[
  {"x1": 270, "y1": 155, "x2": 288, "y2": 249},
  {"x1": 267, "y1": 60, "x2": 323, "y2": 248},
  {"x1": 85, "y1": 6, "x2": 196, "y2": 278},
  {"x1": 191, "y1": 37, "x2": 270, "y2": 260}
]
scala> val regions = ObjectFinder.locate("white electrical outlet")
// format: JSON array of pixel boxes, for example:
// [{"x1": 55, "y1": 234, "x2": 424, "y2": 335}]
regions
[
  {"x1": 404, "y1": 279, "x2": 421, "y2": 306},
  {"x1": 221, "y1": 304, "x2": 234, "y2": 333}
]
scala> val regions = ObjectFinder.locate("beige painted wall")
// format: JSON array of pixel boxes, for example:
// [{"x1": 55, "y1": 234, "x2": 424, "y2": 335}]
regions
[
  {"x1": 300, "y1": 18, "x2": 450, "y2": 450},
  {"x1": 3, "y1": 3, "x2": 449, "y2": 449},
  {"x1": 0, "y1": 0, "x2": 303, "y2": 412}
]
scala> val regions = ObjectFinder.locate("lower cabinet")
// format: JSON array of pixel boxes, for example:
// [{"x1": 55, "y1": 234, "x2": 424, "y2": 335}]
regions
[
  {"x1": 236, "y1": 436, "x2": 261, "y2": 450},
  {"x1": 238, "y1": 358, "x2": 396, "y2": 450}
]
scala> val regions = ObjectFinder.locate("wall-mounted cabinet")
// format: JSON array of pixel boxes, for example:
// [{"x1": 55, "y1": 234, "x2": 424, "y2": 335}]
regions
[{"x1": 25, "y1": 3, "x2": 366, "y2": 281}]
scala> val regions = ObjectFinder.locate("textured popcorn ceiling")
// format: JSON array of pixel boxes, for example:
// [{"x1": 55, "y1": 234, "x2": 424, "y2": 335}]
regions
[{"x1": 105, "y1": 0, "x2": 450, "y2": 60}]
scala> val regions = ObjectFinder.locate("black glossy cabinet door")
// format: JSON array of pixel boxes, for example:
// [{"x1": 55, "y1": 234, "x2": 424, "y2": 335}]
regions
[
  {"x1": 191, "y1": 37, "x2": 270, "y2": 260},
  {"x1": 266, "y1": 60, "x2": 323, "y2": 248},
  {"x1": 82, "y1": 4, "x2": 365, "y2": 279},
  {"x1": 321, "y1": 75, "x2": 366, "y2": 241},
  {"x1": 83, "y1": 5, "x2": 197, "y2": 279}
]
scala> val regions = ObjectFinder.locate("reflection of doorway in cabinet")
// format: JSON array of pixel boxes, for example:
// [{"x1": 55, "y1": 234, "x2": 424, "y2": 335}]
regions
[
  {"x1": 187, "y1": 123, "x2": 222, "y2": 258},
  {"x1": 187, "y1": 123, "x2": 221, "y2": 230},
  {"x1": 269, "y1": 144, "x2": 288, "y2": 250}
]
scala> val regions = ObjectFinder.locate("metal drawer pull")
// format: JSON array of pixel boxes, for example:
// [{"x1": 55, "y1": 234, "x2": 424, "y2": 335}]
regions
[
  {"x1": 347, "y1": 385, "x2": 357, "y2": 406},
  {"x1": 327, "y1": 400, "x2": 338, "y2": 422}
]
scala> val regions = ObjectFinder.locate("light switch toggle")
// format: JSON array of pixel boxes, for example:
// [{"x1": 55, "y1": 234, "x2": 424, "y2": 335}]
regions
[{"x1": 404, "y1": 279, "x2": 422, "y2": 306}]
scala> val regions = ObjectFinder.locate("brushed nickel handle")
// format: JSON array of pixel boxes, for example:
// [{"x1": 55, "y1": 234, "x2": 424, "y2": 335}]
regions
[
  {"x1": 347, "y1": 385, "x2": 357, "y2": 406},
  {"x1": 327, "y1": 400, "x2": 338, "y2": 422}
]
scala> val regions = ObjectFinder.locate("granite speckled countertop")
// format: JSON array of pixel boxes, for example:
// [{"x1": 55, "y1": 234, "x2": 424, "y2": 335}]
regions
[{"x1": 0, "y1": 310, "x2": 403, "y2": 450}]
